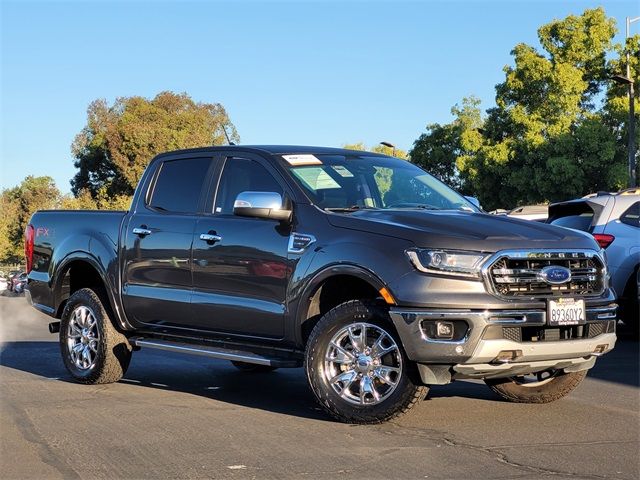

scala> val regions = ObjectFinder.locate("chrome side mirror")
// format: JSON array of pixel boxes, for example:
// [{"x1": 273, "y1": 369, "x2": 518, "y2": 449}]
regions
[{"x1": 233, "y1": 191, "x2": 292, "y2": 222}]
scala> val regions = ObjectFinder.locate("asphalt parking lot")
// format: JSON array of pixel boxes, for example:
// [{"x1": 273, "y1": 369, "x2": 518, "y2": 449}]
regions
[{"x1": 1, "y1": 294, "x2": 638, "y2": 479}]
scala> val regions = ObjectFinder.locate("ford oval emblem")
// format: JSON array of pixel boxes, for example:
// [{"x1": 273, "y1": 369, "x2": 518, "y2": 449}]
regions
[{"x1": 538, "y1": 265, "x2": 572, "y2": 285}]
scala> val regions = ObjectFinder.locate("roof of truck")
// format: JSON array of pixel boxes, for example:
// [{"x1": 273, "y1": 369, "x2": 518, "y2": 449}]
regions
[{"x1": 154, "y1": 145, "x2": 389, "y2": 158}]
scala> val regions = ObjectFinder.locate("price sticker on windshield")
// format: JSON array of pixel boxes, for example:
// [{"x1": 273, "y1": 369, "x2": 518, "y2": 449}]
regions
[
  {"x1": 282, "y1": 154, "x2": 322, "y2": 166},
  {"x1": 547, "y1": 298, "x2": 585, "y2": 326}
]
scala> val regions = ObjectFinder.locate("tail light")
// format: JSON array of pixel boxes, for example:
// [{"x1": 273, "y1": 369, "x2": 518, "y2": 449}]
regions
[
  {"x1": 593, "y1": 233, "x2": 615, "y2": 249},
  {"x1": 25, "y1": 224, "x2": 35, "y2": 273}
]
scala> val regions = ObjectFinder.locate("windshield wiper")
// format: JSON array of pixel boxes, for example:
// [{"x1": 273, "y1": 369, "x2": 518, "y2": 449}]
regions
[
  {"x1": 324, "y1": 205, "x2": 377, "y2": 213},
  {"x1": 386, "y1": 203, "x2": 443, "y2": 210}
]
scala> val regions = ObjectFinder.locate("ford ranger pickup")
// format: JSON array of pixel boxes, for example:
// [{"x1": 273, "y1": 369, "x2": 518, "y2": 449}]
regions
[{"x1": 25, "y1": 146, "x2": 618, "y2": 423}]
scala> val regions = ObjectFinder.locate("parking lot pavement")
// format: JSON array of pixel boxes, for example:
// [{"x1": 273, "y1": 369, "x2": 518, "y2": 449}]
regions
[{"x1": 1, "y1": 294, "x2": 638, "y2": 480}]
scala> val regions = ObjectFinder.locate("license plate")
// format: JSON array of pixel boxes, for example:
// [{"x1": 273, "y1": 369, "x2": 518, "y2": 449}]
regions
[{"x1": 547, "y1": 298, "x2": 585, "y2": 326}]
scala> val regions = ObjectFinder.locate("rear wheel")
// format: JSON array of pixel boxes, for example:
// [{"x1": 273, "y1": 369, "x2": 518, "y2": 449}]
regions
[
  {"x1": 305, "y1": 300, "x2": 427, "y2": 424},
  {"x1": 230, "y1": 361, "x2": 277, "y2": 373},
  {"x1": 485, "y1": 369, "x2": 587, "y2": 403},
  {"x1": 60, "y1": 288, "x2": 132, "y2": 384}
]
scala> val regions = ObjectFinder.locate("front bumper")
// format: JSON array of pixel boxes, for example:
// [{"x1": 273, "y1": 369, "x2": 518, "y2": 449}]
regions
[{"x1": 389, "y1": 304, "x2": 617, "y2": 383}]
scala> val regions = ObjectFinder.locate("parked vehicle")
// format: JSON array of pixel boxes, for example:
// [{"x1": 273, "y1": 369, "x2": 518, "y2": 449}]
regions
[
  {"x1": 507, "y1": 204, "x2": 549, "y2": 222},
  {"x1": 548, "y1": 193, "x2": 639, "y2": 335},
  {"x1": 0, "y1": 277, "x2": 7, "y2": 292},
  {"x1": 26, "y1": 146, "x2": 617, "y2": 423},
  {"x1": 8, "y1": 271, "x2": 25, "y2": 292},
  {"x1": 13, "y1": 273, "x2": 28, "y2": 295}
]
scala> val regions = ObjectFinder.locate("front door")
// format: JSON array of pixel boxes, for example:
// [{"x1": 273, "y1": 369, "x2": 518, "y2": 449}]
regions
[
  {"x1": 121, "y1": 155, "x2": 214, "y2": 327},
  {"x1": 190, "y1": 154, "x2": 292, "y2": 338}
]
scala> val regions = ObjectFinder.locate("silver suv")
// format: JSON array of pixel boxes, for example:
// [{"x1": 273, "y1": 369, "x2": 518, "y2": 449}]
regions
[{"x1": 548, "y1": 191, "x2": 640, "y2": 335}]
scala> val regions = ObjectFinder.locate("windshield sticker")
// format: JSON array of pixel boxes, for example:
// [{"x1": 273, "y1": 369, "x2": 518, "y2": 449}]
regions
[
  {"x1": 282, "y1": 154, "x2": 322, "y2": 166},
  {"x1": 292, "y1": 167, "x2": 341, "y2": 190},
  {"x1": 331, "y1": 165, "x2": 354, "y2": 177}
]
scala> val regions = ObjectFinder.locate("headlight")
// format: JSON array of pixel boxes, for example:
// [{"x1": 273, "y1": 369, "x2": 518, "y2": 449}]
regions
[{"x1": 406, "y1": 249, "x2": 488, "y2": 279}]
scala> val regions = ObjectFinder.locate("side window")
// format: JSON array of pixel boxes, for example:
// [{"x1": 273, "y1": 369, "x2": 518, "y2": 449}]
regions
[
  {"x1": 215, "y1": 158, "x2": 284, "y2": 214},
  {"x1": 619, "y1": 202, "x2": 640, "y2": 228},
  {"x1": 149, "y1": 158, "x2": 211, "y2": 213}
]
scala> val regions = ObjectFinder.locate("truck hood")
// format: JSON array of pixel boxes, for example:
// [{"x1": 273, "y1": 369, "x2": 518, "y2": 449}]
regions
[{"x1": 326, "y1": 209, "x2": 598, "y2": 252}]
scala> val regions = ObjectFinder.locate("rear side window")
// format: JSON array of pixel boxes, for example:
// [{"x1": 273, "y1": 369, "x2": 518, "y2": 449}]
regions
[
  {"x1": 150, "y1": 158, "x2": 212, "y2": 213},
  {"x1": 620, "y1": 202, "x2": 640, "y2": 228},
  {"x1": 550, "y1": 213, "x2": 594, "y2": 232}
]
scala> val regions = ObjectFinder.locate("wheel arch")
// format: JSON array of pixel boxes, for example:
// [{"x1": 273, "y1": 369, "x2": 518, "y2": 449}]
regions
[
  {"x1": 295, "y1": 264, "x2": 392, "y2": 346},
  {"x1": 53, "y1": 253, "x2": 129, "y2": 331}
]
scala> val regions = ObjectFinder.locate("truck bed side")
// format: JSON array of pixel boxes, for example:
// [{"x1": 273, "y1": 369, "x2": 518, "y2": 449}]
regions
[{"x1": 27, "y1": 210, "x2": 128, "y2": 324}]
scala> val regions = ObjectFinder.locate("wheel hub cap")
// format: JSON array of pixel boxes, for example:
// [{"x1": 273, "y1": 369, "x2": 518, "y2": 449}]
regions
[
  {"x1": 323, "y1": 322, "x2": 402, "y2": 406},
  {"x1": 67, "y1": 305, "x2": 99, "y2": 371}
]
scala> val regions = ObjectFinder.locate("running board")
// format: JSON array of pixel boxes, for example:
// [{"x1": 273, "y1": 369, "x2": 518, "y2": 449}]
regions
[{"x1": 129, "y1": 338, "x2": 299, "y2": 367}]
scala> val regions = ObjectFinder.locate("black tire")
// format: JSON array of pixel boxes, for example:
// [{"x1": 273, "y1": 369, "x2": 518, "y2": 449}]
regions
[
  {"x1": 485, "y1": 369, "x2": 587, "y2": 404},
  {"x1": 618, "y1": 268, "x2": 639, "y2": 338},
  {"x1": 230, "y1": 361, "x2": 278, "y2": 373},
  {"x1": 305, "y1": 300, "x2": 427, "y2": 424},
  {"x1": 60, "y1": 288, "x2": 132, "y2": 384}
]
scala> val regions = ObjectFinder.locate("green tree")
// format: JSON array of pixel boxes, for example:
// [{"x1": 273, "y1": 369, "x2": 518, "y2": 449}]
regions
[
  {"x1": 1, "y1": 176, "x2": 60, "y2": 263},
  {"x1": 71, "y1": 91, "x2": 239, "y2": 198},
  {"x1": 410, "y1": 96, "x2": 483, "y2": 192},
  {"x1": 411, "y1": 8, "x2": 634, "y2": 210}
]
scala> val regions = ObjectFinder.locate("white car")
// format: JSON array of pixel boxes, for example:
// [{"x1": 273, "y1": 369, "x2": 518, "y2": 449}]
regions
[{"x1": 0, "y1": 277, "x2": 8, "y2": 292}]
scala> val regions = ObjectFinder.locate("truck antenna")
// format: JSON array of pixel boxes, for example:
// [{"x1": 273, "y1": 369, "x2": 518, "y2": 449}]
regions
[{"x1": 222, "y1": 125, "x2": 236, "y2": 146}]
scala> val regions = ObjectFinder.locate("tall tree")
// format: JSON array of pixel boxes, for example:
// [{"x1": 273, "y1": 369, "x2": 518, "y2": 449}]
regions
[
  {"x1": 71, "y1": 91, "x2": 239, "y2": 198},
  {"x1": 410, "y1": 96, "x2": 483, "y2": 192},
  {"x1": 411, "y1": 8, "x2": 634, "y2": 210}
]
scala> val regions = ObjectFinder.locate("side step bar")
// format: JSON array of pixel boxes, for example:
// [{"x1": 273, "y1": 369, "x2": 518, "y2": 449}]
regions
[{"x1": 129, "y1": 337, "x2": 300, "y2": 368}]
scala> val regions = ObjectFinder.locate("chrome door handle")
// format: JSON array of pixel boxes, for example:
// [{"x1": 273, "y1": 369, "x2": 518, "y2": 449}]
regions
[
  {"x1": 133, "y1": 227, "x2": 152, "y2": 236},
  {"x1": 200, "y1": 233, "x2": 222, "y2": 243}
]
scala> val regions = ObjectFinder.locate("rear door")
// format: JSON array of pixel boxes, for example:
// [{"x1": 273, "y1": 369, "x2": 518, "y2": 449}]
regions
[
  {"x1": 121, "y1": 155, "x2": 215, "y2": 327},
  {"x1": 189, "y1": 153, "x2": 293, "y2": 338}
]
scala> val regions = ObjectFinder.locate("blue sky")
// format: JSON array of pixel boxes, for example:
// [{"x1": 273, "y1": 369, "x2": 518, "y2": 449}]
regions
[{"x1": 1, "y1": 0, "x2": 638, "y2": 193}]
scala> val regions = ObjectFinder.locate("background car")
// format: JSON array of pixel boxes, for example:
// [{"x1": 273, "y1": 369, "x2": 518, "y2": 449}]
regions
[
  {"x1": 13, "y1": 273, "x2": 28, "y2": 295},
  {"x1": 548, "y1": 192, "x2": 639, "y2": 335},
  {"x1": 6, "y1": 270, "x2": 22, "y2": 292},
  {"x1": 507, "y1": 204, "x2": 549, "y2": 222},
  {"x1": 0, "y1": 277, "x2": 7, "y2": 292}
]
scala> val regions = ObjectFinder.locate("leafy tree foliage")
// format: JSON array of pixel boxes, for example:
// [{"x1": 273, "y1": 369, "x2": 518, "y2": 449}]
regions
[
  {"x1": 71, "y1": 91, "x2": 239, "y2": 198},
  {"x1": 410, "y1": 8, "x2": 637, "y2": 210},
  {"x1": 0, "y1": 176, "x2": 60, "y2": 263},
  {"x1": 410, "y1": 97, "x2": 483, "y2": 192}
]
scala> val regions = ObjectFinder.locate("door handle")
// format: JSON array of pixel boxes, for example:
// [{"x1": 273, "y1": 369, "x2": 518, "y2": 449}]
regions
[
  {"x1": 133, "y1": 227, "x2": 152, "y2": 237},
  {"x1": 199, "y1": 233, "x2": 222, "y2": 243}
]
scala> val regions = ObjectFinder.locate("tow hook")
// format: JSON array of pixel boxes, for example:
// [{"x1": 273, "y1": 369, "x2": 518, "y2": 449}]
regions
[{"x1": 48, "y1": 321, "x2": 60, "y2": 334}]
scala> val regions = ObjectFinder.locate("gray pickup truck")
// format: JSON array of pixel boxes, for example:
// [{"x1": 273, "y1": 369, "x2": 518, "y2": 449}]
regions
[{"x1": 25, "y1": 146, "x2": 617, "y2": 423}]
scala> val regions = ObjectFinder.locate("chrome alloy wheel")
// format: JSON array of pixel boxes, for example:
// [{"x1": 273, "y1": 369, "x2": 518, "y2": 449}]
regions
[
  {"x1": 323, "y1": 322, "x2": 402, "y2": 406},
  {"x1": 67, "y1": 305, "x2": 100, "y2": 370}
]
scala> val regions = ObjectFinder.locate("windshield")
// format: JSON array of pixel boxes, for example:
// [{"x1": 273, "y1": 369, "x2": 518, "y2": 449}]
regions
[{"x1": 282, "y1": 154, "x2": 476, "y2": 212}]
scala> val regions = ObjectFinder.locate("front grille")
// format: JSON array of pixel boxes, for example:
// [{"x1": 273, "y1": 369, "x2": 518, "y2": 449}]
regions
[
  {"x1": 500, "y1": 321, "x2": 612, "y2": 343},
  {"x1": 486, "y1": 251, "x2": 605, "y2": 298}
]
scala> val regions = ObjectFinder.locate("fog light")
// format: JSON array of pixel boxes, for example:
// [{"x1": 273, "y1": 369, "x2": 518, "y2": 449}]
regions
[
  {"x1": 493, "y1": 350, "x2": 523, "y2": 363},
  {"x1": 593, "y1": 344, "x2": 608, "y2": 354},
  {"x1": 436, "y1": 321, "x2": 454, "y2": 339}
]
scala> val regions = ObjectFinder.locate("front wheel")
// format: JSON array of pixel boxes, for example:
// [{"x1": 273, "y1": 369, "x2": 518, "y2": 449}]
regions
[
  {"x1": 305, "y1": 300, "x2": 427, "y2": 424},
  {"x1": 485, "y1": 369, "x2": 587, "y2": 403}
]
